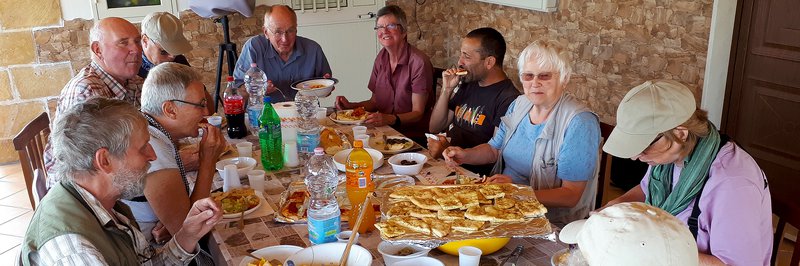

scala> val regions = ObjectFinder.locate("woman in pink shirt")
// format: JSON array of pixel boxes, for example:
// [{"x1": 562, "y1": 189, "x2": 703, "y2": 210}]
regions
[{"x1": 336, "y1": 5, "x2": 433, "y2": 143}]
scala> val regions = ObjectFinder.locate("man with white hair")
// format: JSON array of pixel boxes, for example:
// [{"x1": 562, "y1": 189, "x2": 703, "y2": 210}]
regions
[
  {"x1": 123, "y1": 63, "x2": 226, "y2": 250},
  {"x1": 45, "y1": 17, "x2": 145, "y2": 187},
  {"x1": 21, "y1": 98, "x2": 223, "y2": 265}
]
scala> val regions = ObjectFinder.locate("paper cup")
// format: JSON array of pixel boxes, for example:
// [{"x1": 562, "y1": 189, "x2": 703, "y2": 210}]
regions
[
  {"x1": 247, "y1": 170, "x2": 265, "y2": 195},
  {"x1": 352, "y1": 126, "x2": 367, "y2": 138},
  {"x1": 458, "y1": 246, "x2": 482, "y2": 266},
  {"x1": 236, "y1": 142, "x2": 253, "y2": 158},
  {"x1": 207, "y1": 116, "x2": 222, "y2": 128}
]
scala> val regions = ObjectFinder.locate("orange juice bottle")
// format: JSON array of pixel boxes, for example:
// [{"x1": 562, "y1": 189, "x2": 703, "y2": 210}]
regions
[{"x1": 345, "y1": 140, "x2": 375, "y2": 233}]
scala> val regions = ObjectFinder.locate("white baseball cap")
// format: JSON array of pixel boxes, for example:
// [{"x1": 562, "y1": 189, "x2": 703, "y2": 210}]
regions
[
  {"x1": 141, "y1": 12, "x2": 192, "y2": 55},
  {"x1": 602, "y1": 80, "x2": 696, "y2": 158},
  {"x1": 559, "y1": 202, "x2": 698, "y2": 266}
]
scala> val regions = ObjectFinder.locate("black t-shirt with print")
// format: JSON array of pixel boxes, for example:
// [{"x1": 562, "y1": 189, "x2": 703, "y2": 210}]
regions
[{"x1": 447, "y1": 79, "x2": 519, "y2": 175}]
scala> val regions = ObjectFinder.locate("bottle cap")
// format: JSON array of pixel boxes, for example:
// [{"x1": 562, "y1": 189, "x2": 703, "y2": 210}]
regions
[
  {"x1": 263, "y1": 96, "x2": 271, "y2": 103},
  {"x1": 314, "y1": 147, "x2": 325, "y2": 155},
  {"x1": 226, "y1": 76, "x2": 234, "y2": 82},
  {"x1": 353, "y1": 140, "x2": 363, "y2": 148}
]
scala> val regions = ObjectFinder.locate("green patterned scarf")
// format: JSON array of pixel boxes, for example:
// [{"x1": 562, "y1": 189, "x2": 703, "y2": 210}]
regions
[{"x1": 646, "y1": 123, "x2": 721, "y2": 215}]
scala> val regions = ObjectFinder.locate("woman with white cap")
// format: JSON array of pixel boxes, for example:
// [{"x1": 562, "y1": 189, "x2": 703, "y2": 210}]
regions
[
  {"x1": 443, "y1": 39, "x2": 601, "y2": 224},
  {"x1": 602, "y1": 80, "x2": 772, "y2": 265}
]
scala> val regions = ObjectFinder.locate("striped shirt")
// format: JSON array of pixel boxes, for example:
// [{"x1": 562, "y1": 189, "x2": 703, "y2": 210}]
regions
[
  {"x1": 28, "y1": 184, "x2": 197, "y2": 265},
  {"x1": 44, "y1": 62, "x2": 144, "y2": 188}
]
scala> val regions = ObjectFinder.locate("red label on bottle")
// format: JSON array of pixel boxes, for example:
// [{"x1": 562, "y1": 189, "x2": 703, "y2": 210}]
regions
[{"x1": 224, "y1": 96, "x2": 244, "y2": 114}]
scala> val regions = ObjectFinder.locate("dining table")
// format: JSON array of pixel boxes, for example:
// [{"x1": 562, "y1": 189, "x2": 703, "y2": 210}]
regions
[{"x1": 204, "y1": 119, "x2": 567, "y2": 266}]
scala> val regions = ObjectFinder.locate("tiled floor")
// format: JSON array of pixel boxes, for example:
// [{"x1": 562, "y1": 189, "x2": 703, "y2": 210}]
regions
[{"x1": 0, "y1": 161, "x2": 795, "y2": 265}]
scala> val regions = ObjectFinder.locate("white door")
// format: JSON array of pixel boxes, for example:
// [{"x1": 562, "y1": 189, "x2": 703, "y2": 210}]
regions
[{"x1": 286, "y1": 0, "x2": 384, "y2": 107}]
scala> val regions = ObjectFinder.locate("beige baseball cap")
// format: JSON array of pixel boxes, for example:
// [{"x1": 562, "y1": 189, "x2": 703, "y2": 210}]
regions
[
  {"x1": 559, "y1": 202, "x2": 699, "y2": 266},
  {"x1": 602, "y1": 80, "x2": 696, "y2": 158},
  {"x1": 141, "y1": 12, "x2": 192, "y2": 56}
]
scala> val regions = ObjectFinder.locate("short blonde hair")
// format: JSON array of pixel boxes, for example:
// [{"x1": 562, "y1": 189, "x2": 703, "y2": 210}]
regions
[
  {"x1": 661, "y1": 108, "x2": 710, "y2": 157},
  {"x1": 517, "y1": 39, "x2": 572, "y2": 85}
]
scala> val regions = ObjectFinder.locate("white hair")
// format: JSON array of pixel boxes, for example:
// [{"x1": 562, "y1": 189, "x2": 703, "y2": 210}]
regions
[
  {"x1": 517, "y1": 39, "x2": 572, "y2": 85},
  {"x1": 140, "y1": 62, "x2": 203, "y2": 116}
]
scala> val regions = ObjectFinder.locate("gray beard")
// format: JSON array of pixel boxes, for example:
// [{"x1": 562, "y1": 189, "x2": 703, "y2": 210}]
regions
[{"x1": 114, "y1": 163, "x2": 149, "y2": 200}]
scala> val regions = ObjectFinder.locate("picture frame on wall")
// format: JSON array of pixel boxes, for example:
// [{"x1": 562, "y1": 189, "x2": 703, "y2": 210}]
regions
[{"x1": 93, "y1": 0, "x2": 179, "y2": 22}]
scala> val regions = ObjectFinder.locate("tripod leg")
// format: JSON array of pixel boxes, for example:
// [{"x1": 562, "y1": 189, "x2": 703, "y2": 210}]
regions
[{"x1": 214, "y1": 43, "x2": 225, "y2": 113}]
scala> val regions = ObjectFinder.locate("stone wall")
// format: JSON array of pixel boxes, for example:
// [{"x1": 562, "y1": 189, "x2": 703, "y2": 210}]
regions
[
  {"x1": 388, "y1": 0, "x2": 712, "y2": 124},
  {"x1": 0, "y1": 0, "x2": 66, "y2": 163}
]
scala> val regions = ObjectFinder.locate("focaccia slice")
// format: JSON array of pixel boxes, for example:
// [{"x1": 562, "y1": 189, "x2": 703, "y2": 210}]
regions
[
  {"x1": 421, "y1": 217, "x2": 451, "y2": 238},
  {"x1": 437, "y1": 209, "x2": 465, "y2": 221},
  {"x1": 494, "y1": 197, "x2": 516, "y2": 209},
  {"x1": 409, "y1": 207, "x2": 437, "y2": 218},
  {"x1": 450, "y1": 218, "x2": 485, "y2": 232},
  {"x1": 386, "y1": 201, "x2": 415, "y2": 217},
  {"x1": 389, "y1": 188, "x2": 417, "y2": 200},
  {"x1": 392, "y1": 216, "x2": 431, "y2": 235},
  {"x1": 464, "y1": 205, "x2": 493, "y2": 222},
  {"x1": 454, "y1": 190, "x2": 480, "y2": 209},
  {"x1": 434, "y1": 195, "x2": 463, "y2": 210},
  {"x1": 478, "y1": 184, "x2": 506, "y2": 199},
  {"x1": 375, "y1": 221, "x2": 407, "y2": 238},
  {"x1": 484, "y1": 205, "x2": 525, "y2": 223},
  {"x1": 516, "y1": 200, "x2": 548, "y2": 217},
  {"x1": 410, "y1": 196, "x2": 443, "y2": 211}
]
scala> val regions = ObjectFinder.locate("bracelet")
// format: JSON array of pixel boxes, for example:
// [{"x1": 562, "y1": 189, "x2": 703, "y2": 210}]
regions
[{"x1": 392, "y1": 114, "x2": 401, "y2": 127}]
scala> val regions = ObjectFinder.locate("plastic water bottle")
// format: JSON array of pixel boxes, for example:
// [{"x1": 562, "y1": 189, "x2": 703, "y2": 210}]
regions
[
  {"x1": 295, "y1": 92, "x2": 320, "y2": 163},
  {"x1": 259, "y1": 96, "x2": 283, "y2": 171},
  {"x1": 245, "y1": 63, "x2": 267, "y2": 135},
  {"x1": 224, "y1": 76, "x2": 247, "y2": 139},
  {"x1": 305, "y1": 147, "x2": 341, "y2": 244}
]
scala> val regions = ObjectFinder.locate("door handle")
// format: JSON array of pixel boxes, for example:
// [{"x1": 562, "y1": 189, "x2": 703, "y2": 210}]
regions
[{"x1": 358, "y1": 12, "x2": 375, "y2": 19}]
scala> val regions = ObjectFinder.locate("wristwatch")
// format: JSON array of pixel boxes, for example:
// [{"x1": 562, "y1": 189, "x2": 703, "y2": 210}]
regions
[{"x1": 392, "y1": 114, "x2": 401, "y2": 127}]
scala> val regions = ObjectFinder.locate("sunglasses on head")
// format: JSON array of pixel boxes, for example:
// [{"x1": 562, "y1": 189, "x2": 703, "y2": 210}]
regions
[{"x1": 520, "y1": 72, "x2": 554, "y2": 81}]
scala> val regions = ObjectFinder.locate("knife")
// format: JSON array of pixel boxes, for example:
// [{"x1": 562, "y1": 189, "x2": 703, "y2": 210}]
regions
[{"x1": 499, "y1": 245, "x2": 524, "y2": 266}]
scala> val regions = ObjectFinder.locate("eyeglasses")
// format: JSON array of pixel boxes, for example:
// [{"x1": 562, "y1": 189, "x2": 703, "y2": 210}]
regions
[
  {"x1": 267, "y1": 27, "x2": 298, "y2": 37},
  {"x1": 170, "y1": 99, "x2": 207, "y2": 109},
  {"x1": 158, "y1": 49, "x2": 170, "y2": 56},
  {"x1": 520, "y1": 72, "x2": 555, "y2": 81},
  {"x1": 639, "y1": 134, "x2": 665, "y2": 155},
  {"x1": 374, "y1": 23, "x2": 402, "y2": 31}
]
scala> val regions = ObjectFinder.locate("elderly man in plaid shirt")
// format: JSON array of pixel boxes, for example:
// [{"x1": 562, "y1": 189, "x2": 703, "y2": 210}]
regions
[{"x1": 44, "y1": 17, "x2": 145, "y2": 187}]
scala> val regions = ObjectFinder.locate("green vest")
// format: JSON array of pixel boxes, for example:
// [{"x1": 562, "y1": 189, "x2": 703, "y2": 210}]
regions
[{"x1": 21, "y1": 181, "x2": 141, "y2": 265}]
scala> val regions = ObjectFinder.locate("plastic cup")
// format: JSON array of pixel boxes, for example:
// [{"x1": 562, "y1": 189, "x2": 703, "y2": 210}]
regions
[
  {"x1": 458, "y1": 246, "x2": 482, "y2": 266},
  {"x1": 283, "y1": 141, "x2": 299, "y2": 168},
  {"x1": 352, "y1": 126, "x2": 367, "y2": 138},
  {"x1": 247, "y1": 170, "x2": 265, "y2": 195},
  {"x1": 207, "y1": 116, "x2": 222, "y2": 128},
  {"x1": 354, "y1": 134, "x2": 370, "y2": 148},
  {"x1": 315, "y1": 107, "x2": 328, "y2": 122},
  {"x1": 236, "y1": 142, "x2": 253, "y2": 158}
]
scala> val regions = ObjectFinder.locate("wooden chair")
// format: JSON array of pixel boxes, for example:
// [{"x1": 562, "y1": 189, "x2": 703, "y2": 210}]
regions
[
  {"x1": 596, "y1": 122, "x2": 614, "y2": 209},
  {"x1": 12, "y1": 112, "x2": 51, "y2": 209},
  {"x1": 771, "y1": 193, "x2": 800, "y2": 266}
]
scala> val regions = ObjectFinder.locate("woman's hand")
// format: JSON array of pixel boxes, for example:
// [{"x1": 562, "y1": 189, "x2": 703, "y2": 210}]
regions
[
  {"x1": 335, "y1": 96, "x2": 352, "y2": 110},
  {"x1": 365, "y1": 112, "x2": 392, "y2": 127},
  {"x1": 426, "y1": 135, "x2": 449, "y2": 159},
  {"x1": 486, "y1": 174, "x2": 513, "y2": 184}
]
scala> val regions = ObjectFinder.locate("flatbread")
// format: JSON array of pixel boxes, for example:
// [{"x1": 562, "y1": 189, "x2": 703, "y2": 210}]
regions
[
  {"x1": 375, "y1": 221, "x2": 407, "y2": 238},
  {"x1": 494, "y1": 197, "x2": 516, "y2": 209},
  {"x1": 386, "y1": 201, "x2": 415, "y2": 217},
  {"x1": 455, "y1": 190, "x2": 481, "y2": 208},
  {"x1": 478, "y1": 184, "x2": 506, "y2": 199},
  {"x1": 422, "y1": 217, "x2": 451, "y2": 238},
  {"x1": 434, "y1": 195, "x2": 463, "y2": 210},
  {"x1": 464, "y1": 205, "x2": 493, "y2": 222},
  {"x1": 516, "y1": 200, "x2": 548, "y2": 217},
  {"x1": 484, "y1": 205, "x2": 525, "y2": 223},
  {"x1": 437, "y1": 209, "x2": 465, "y2": 221},
  {"x1": 409, "y1": 207, "x2": 437, "y2": 218},
  {"x1": 388, "y1": 188, "x2": 417, "y2": 200},
  {"x1": 392, "y1": 216, "x2": 431, "y2": 235},
  {"x1": 410, "y1": 196, "x2": 443, "y2": 211},
  {"x1": 449, "y1": 218, "x2": 485, "y2": 232}
]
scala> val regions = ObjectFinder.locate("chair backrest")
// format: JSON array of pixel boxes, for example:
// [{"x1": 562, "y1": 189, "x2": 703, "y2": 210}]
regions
[
  {"x1": 32, "y1": 169, "x2": 47, "y2": 206},
  {"x1": 596, "y1": 122, "x2": 614, "y2": 209},
  {"x1": 12, "y1": 112, "x2": 51, "y2": 209},
  {"x1": 771, "y1": 193, "x2": 800, "y2": 266}
]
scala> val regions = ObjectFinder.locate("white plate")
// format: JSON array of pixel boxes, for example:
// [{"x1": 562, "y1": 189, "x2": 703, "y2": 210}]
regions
[
  {"x1": 222, "y1": 194, "x2": 265, "y2": 219},
  {"x1": 370, "y1": 136, "x2": 415, "y2": 154},
  {"x1": 284, "y1": 242, "x2": 372, "y2": 266},
  {"x1": 238, "y1": 245, "x2": 302, "y2": 266},
  {"x1": 329, "y1": 110, "x2": 366, "y2": 125}
]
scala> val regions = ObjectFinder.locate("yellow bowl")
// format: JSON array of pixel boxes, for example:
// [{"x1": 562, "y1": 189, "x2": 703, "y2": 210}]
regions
[{"x1": 437, "y1": 238, "x2": 511, "y2": 255}]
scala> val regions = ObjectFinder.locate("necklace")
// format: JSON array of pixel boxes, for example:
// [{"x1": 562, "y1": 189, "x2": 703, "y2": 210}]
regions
[{"x1": 142, "y1": 113, "x2": 191, "y2": 195}]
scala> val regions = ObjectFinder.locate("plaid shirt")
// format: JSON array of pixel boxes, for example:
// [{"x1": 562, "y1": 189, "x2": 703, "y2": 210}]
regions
[
  {"x1": 28, "y1": 184, "x2": 196, "y2": 265},
  {"x1": 45, "y1": 62, "x2": 144, "y2": 187}
]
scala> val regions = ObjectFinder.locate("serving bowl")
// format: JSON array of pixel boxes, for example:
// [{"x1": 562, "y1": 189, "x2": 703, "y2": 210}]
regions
[
  {"x1": 284, "y1": 242, "x2": 371, "y2": 266},
  {"x1": 215, "y1": 157, "x2": 257, "y2": 178},
  {"x1": 291, "y1": 78, "x2": 337, "y2": 97},
  {"x1": 377, "y1": 241, "x2": 432, "y2": 266},
  {"x1": 437, "y1": 237, "x2": 510, "y2": 256},
  {"x1": 333, "y1": 148, "x2": 384, "y2": 172},
  {"x1": 387, "y1": 153, "x2": 427, "y2": 175}
]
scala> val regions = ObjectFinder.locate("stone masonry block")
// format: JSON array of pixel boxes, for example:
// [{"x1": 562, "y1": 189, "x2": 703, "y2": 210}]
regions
[
  {"x1": 0, "y1": 0, "x2": 61, "y2": 30},
  {"x1": 0, "y1": 31, "x2": 35, "y2": 65},
  {"x1": 0, "y1": 139, "x2": 18, "y2": 164},
  {"x1": 0, "y1": 71, "x2": 11, "y2": 101},
  {"x1": 10, "y1": 64, "x2": 72, "y2": 99},
  {"x1": 0, "y1": 101, "x2": 46, "y2": 139}
]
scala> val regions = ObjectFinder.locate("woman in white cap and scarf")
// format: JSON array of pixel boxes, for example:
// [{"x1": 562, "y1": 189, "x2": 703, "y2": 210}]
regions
[
  {"x1": 443, "y1": 39, "x2": 601, "y2": 225},
  {"x1": 602, "y1": 80, "x2": 772, "y2": 265}
]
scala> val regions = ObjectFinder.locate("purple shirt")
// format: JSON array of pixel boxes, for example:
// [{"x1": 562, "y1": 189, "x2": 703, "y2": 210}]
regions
[
  {"x1": 640, "y1": 142, "x2": 772, "y2": 265},
  {"x1": 368, "y1": 41, "x2": 433, "y2": 140}
]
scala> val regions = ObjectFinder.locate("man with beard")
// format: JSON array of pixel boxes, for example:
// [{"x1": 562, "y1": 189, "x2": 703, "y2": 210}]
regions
[
  {"x1": 428, "y1": 27, "x2": 519, "y2": 176},
  {"x1": 21, "y1": 98, "x2": 223, "y2": 265},
  {"x1": 123, "y1": 63, "x2": 226, "y2": 249},
  {"x1": 45, "y1": 17, "x2": 146, "y2": 187}
]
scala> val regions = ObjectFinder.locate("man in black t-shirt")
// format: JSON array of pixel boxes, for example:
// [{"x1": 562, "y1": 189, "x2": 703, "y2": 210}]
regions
[{"x1": 429, "y1": 28, "x2": 520, "y2": 176}]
